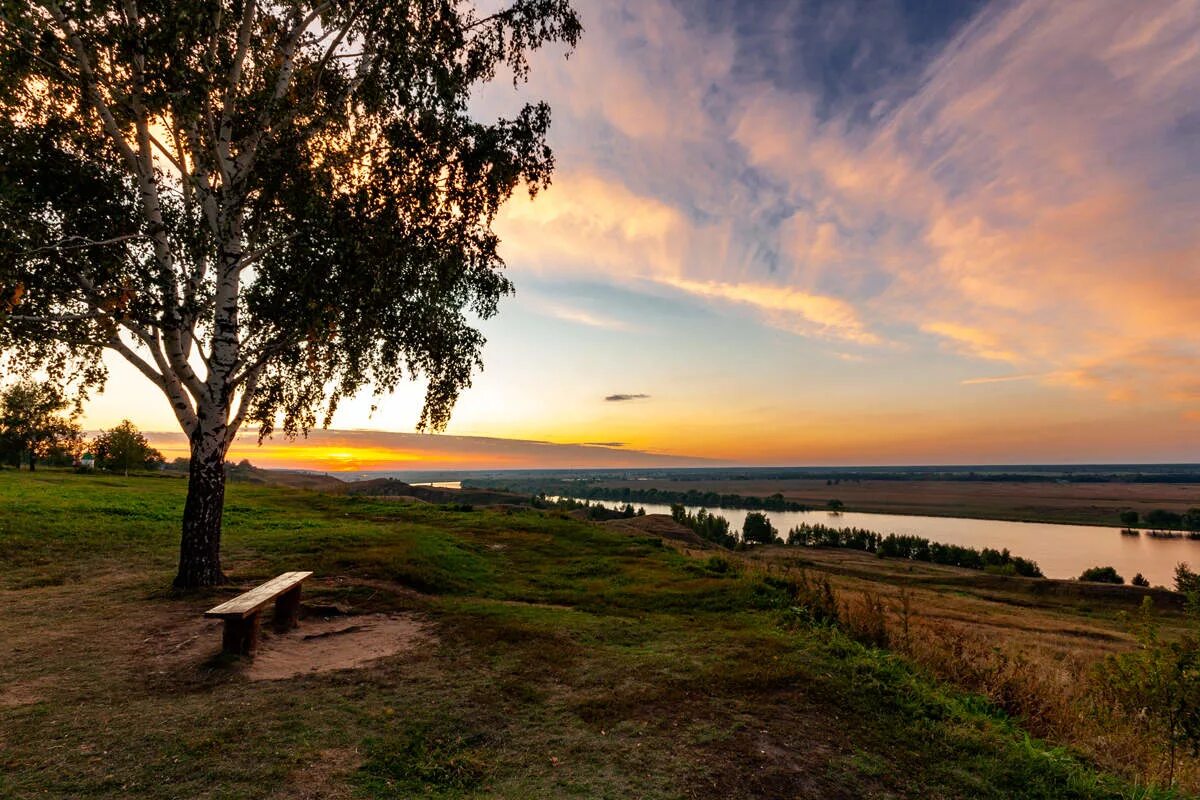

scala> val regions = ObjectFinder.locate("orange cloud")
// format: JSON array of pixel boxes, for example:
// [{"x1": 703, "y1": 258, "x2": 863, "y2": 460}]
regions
[
  {"x1": 663, "y1": 277, "x2": 880, "y2": 345},
  {"x1": 921, "y1": 322, "x2": 1022, "y2": 364}
]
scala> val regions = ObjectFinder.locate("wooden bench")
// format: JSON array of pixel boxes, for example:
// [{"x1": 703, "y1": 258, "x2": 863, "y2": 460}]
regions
[{"x1": 205, "y1": 571, "x2": 313, "y2": 656}]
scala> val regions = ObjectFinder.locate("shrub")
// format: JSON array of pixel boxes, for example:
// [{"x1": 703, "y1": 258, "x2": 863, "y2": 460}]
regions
[
  {"x1": 671, "y1": 505, "x2": 737, "y2": 548},
  {"x1": 1177, "y1": 563, "x2": 1200, "y2": 594},
  {"x1": 1093, "y1": 597, "x2": 1200, "y2": 787},
  {"x1": 841, "y1": 591, "x2": 889, "y2": 648},
  {"x1": 703, "y1": 555, "x2": 737, "y2": 575},
  {"x1": 741, "y1": 512, "x2": 777, "y2": 544},
  {"x1": 1148, "y1": 509, "x2": 1185, "y2": 530},
  {"x1": 786, "y1": 524, "x2": 1042, "y2": 577},
  {"x1": 1133, "y1": 573, "x2": 1151, "y2": 587},
  {"x1": 1079, "y1": 566, "x2": 1124, "y2": 584},
  {"x1": 783, "y1": 570, "x2": 839, "y2": 626}
]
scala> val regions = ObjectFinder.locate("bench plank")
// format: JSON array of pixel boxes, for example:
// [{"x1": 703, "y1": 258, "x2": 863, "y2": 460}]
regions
[{"x1": 205, "y1": 571, "x2": 313, "y2": 619}]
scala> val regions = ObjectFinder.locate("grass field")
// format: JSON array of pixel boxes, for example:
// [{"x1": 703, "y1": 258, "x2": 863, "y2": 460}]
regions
[
  {"x1": 0, "y1": 470, "x2": 1191, "y2": 798},
  {"x1": 590, "y1": 478, "x2": 1200, "y2": 526}
]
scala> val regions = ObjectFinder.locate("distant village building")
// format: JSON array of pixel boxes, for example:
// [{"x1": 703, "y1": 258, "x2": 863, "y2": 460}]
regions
[{"x1": 79, "y1": 453, "x2": 95, "y2": 470}]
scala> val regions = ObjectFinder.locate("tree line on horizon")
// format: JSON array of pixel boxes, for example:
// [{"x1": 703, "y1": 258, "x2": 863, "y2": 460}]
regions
[
  {"x1": 510, "y1": 482, "x2": 817, "y2": 512},
  {"x1": 1120, "y1": 509, "x2": 1200, "y2": 534}
]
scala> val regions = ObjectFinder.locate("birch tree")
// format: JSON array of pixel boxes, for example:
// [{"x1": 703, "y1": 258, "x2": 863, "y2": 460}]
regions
[{"x1": 0, "y1": 0, "x2": 580, "y2": 587}]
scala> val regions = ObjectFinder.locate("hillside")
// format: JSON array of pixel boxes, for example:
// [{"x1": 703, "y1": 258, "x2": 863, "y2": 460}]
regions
[
  {"x1": 0, "y1": 470, "x2": 1189, "y2": 799},
  {"x1": 332, "y1": 476, "x2": 526, "y2": 506}
]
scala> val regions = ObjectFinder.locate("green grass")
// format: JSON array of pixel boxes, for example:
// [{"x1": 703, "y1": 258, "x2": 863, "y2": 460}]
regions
[{"x1": 0, "y1": 469, "x2": 1186, "y2": 799}]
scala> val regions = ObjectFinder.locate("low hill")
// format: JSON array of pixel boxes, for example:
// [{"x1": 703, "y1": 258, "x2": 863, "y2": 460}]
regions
[
  {"x1": 332, "y1": 476, "x2": 525, "y2": 506},
  {"x1": 223, "y1": 463, "x2": 347, "y2": 491},
  {"x1": 602, "y1": 513, "x2": 709, "y2": 548}
]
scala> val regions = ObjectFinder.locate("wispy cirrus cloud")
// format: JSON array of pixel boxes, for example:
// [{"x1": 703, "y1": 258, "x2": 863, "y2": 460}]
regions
[
  {"x1": 492, "y1": 0, "x2": 1200, "y2": 411},
  {"x1": 537, "y1": 300, "x2": 635, "y2": 332}
]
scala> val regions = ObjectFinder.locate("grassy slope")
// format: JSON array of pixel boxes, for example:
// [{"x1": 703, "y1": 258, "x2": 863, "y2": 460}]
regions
[{"x1": 0, "y1": 471, "x2": 1180, "y2": 799}]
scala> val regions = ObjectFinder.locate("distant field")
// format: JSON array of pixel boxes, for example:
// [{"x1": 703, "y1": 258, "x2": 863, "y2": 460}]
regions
[{"x1": 591, "y1": 478, "x2": 1200, "y2": 526}]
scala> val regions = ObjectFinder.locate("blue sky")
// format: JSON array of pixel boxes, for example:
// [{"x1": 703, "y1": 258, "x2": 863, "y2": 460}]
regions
[{"x1": 87, "y1": 0, "x2": 1200, "y2": 468}]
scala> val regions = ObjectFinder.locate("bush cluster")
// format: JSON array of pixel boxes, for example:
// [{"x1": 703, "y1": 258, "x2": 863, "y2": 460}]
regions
[
  {"x1": 783, "y1": 522, "x2": 1044, "y2": 577},
  {"x1": 670, "y1": 504, "x2": 737, "y2": 548}
]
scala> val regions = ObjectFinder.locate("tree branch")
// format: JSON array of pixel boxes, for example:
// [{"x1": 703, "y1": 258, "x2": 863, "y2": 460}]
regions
[
  {"x1": 107, "y1": 332, "x2": 199, "y2": 435},
  {"x1": 226, "y1": 364, "x2": 263, "y2": 448},
  {"x1": 44, "y1": 1, "x2": 141, "y2": 175},
  {"x1": 216, "y1": 0, "x2": 258, "y2": 187},
  {"x1": 19, "y1": 233, "x2": 149, "y2": 257},
  {"x1": 232, "y1": 2, "x2": 330, "y2": 182},
  {"x1": 234, "y1": 234, "x2": 297, "y2": 271}
]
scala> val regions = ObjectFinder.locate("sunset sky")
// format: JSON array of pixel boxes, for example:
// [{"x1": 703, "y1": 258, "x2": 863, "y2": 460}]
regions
[{"x1": 83, "y1": 0, "x2": 1200, "y2": 471}]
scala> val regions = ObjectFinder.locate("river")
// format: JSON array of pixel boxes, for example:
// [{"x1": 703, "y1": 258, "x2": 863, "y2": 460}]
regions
[{"x1": 566, "y1": 498, "x2": 1198, "y2": 587}]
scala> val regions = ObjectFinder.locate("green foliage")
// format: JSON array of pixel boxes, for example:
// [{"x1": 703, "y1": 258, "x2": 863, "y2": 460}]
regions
[
  {"x1": 1093, "y1": 597, "x2": 1200, "y2": 786},
  {"x1": 785, "y1": 522, "x2": 1044, "y2": 577},
  {"x1": 0, "y1": 380, "x2": 82, "y2": 469},
  {"x1": 92, "y1": 419, "x2": 164, "y2": 476},
  {"x1": 827, "y1": 498, "x2": 845, "y2": 511},
  {"x1": 358, "y1": 719, "x2": 490, "y2": 797},
  {"x1": 1119, "y1": 510, "x2": 1139, "y2": 526},
  {"x1": 783, "y1": 571, "x2": 840, "y2": 627},
  {"x1": 741, "y1": 511, "x2": 777, "y2": 544},
  {"x1": 701, "y1": 555, "x2": 737, "y2": 575},
  {"x1": 1176, "y1": 563, "x2": 1200, "y2": 594},
  {"x1": 0, "y1": 0, "x2": 582, "y2": 585},
  {"x1": 552, "y1": 497, "x2": 640, "y2": 521},
  {"x1": 1133, "y1": 573, "x2": 1151, "y2": 588},
  {"x1": 670, "y1": 504, "x2": 737, "y2": 547},
  {"x1": 1079, "y1": 566, "x2": 1124, "y2": 585},
  {"x1": 490, "y1": 480, "x2": 814, "y2": 511},
  {"x1": 1147, "y1": 509, "x2": 1185, "y2": 530},
  {"x1": 0, "y1": 0, "x2": 582, "y2": 434}
]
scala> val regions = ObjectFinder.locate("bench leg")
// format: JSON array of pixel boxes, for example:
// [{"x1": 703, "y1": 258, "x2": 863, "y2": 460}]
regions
[
  {"x1": 221, "y1": 612, "x2": 262, "y2": 657},
  {"x1": 274, "y1": 584, "x2": 302, "y2": 633}
]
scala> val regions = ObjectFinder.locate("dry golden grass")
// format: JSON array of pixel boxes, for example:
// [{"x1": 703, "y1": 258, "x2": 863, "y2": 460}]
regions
[{"x1": 735, "y1": 544, "x2": 1200, "y2": 790}]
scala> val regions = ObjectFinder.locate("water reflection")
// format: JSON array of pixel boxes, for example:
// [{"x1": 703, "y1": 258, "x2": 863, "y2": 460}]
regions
[{"x1": 571, "y1": 499, "x2": 1199, "y2": 587}]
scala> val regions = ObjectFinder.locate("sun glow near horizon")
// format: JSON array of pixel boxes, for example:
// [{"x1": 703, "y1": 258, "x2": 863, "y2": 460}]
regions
[{"x1": 79, "y1": 0, "x2": 1200, "y2": 468}]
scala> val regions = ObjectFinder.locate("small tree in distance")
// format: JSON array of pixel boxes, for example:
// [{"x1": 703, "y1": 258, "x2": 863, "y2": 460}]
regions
[
  {"x1": 1079, "y1": 566, "x2": 1124, "y2": 584},
  {"x1": 93, "y1": 420, "x2": 164, "y2": 476},
  {"x1": 1176, "y1": 563, "x2": 1200, "y2": 594},
  {"x1": 0, "y1": 381, "x2": 82, "y2": 471},
  {"x1": 742, "y1": 512, "x2": 777, "y2": 545}
]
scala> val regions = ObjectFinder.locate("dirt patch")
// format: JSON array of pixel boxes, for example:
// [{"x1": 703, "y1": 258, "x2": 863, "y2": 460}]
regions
[
  {"x1": 248, "y1": 613, "x2": 431, "y2": 681},
  {"x1": 139, "y1": 604, "x2": 431, "y2": 684},
  {"x1": 0, "y1": 678, "x2": 50, "y2": 708}
]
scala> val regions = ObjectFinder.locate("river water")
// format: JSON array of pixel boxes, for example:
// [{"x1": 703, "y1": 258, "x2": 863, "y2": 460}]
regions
[{"x1": 568, "y1": 499, "x2": 1198, "y2": 587}]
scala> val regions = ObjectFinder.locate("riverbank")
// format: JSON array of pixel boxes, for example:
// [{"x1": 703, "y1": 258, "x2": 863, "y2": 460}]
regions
[
  {"x1": 0, "y1": 471, "x2": 1192, "y2": 798},
  {"x1": 546, "y1": 477, "x2": 1200, "y2": 528}
]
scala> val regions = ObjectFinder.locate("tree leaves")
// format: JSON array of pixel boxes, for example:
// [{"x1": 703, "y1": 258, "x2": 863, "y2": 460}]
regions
[{"x1": 0, "y1": 0, "x2": 580, "y2": 440}]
